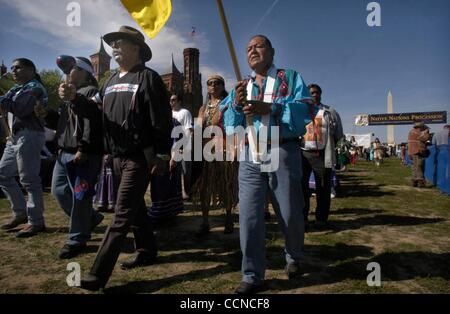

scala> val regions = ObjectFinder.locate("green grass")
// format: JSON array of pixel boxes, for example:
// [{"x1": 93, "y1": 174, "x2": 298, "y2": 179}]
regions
[{"x1": 0, "y1": 157, "x2": 449, "y2": 293}]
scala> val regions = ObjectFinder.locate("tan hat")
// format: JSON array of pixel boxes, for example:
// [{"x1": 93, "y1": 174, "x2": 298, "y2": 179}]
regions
[
  {"x1": 103, "y1": 25, "x2": 152, "y2": 62},
  {"x1": 414, "y1": 121, "x2": 425, "y2": 128},
  {"x1": 207, "y1": 75, "x2": 225, "y2": 84}
]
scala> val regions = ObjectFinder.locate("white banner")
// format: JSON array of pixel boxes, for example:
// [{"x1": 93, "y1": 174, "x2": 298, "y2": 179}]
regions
[
  {"x1": 345, "y1": 133, "x2": 372, "y2": 148},
  {"x1": 355, "y1": 114, "x2": 369, "y2": 126}
]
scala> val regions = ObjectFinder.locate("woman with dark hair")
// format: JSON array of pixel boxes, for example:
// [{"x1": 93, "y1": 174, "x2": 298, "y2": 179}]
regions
[
  {"x1": 51, "y1": 56, "x2": 105, "y2": 259},
  {"x1": 0, "y1": 58, "x2": 48, "y2": 237},
  {"x1": 192, "y1": 75, "x2": 238, "y2": 236},
  {"x1": 373, "y1": 137, "x2": 383, "y2": 166}
]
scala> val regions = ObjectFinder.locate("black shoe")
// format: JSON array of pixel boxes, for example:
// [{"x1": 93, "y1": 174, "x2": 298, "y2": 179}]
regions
[
  {"x1": 224, "y1": 221, "x2": 234, "y2": 234},
  {"x1": 80, "y1": 273, "x2": 107, "y2": 291},
  {"x1": 91, "y1": 213, "x2": 104, "y2": 231},
  {"x1": 58, "y1": 244, "x2": 87, "y2": 259},
  {"x1": 313, "y1": 220, "x2": 330, "y2": 231},
  {"x1": 285, "y1": 262, "x2": 301, "y2": 279},
  {"x1": 234, "y1": 282, "x2": 263, "y2": 294},
  {"x1": 120, "y1": 252, "x2": 157, "y2": 270},
  {"x1": 1, "y1": 216, "x2": 28, "y2": 230},
  {"x1": 304, "y1": 221, "x2": 311, "y2": 233},
  {"x1": 195, "y1": 223, "x2": 210, "y2": 237},
  {"x1": 15, "y1": 224, "x2": 46, "y2": 238}
]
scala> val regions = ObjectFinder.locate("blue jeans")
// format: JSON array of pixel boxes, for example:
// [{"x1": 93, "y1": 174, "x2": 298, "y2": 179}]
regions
[
  {"x1": 51, "y1": 152, "x2": 103, "y2": 246},
  {"x1": 0, "y1": 130, "x2": 46, "y2": 226},
  {"x1": 238, "y1": 142, "x2": 305, "y2": 285}
]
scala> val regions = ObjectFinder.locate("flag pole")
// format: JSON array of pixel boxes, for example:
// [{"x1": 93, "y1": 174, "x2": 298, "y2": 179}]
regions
[
  {"x1": 216, "y1": 0, "x2": 242, "y2": 82},
  {"x1": 216, "y1": 0, "x2": 259, "y2": 159}
]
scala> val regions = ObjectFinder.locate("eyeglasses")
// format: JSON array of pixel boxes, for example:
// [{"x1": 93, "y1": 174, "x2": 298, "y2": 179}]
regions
[
  {"x1": 310, "y1": 91, "x2": 320, "y2": 95},
  {"x1": 11, "y1": 65, "x2": 22, "y2": 71},
  {"x1": 207, "y1": 80, "x2": 223, "y2": 87},
  {"x1": 110, "y1": 39, "x2": 128, "y2": 48}
]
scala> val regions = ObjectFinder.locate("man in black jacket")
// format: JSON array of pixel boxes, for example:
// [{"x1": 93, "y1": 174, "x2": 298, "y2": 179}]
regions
[
  {"x1": 59, "y1": 26, "x2": 173, "y2": 290},
  {"x1": 51, "y1": 56, "x2": 104, "y2": 259}
]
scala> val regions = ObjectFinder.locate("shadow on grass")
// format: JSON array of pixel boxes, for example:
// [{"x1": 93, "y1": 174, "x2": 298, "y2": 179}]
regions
[
  {"x1": 266, "y1": 243, "x2": 375, "y2": 271},
  {"x1": 332, "y1": 208, "x2": 385, "y2": 216},
  {"x1": 338, "y1": 184, "x2": 393, "y2": 198},
  {"x1": 104, "y1": 263, "x2": 233, "y2": 294},
  {"x1": 326, "y1": 215, "x2": 445, "y2": 233},
  {"x1": 103, "y1": 243, "x2": 376, "y2": 294},
  {"x1": 265, "y1": 214, "x2": 444, "y2": 235},
  {"x1": 153, "y1": 214, "x2": 241, "y2": 254},
  {"x1": 263, "y1": 251, "x2": 450, "y2": 292}
]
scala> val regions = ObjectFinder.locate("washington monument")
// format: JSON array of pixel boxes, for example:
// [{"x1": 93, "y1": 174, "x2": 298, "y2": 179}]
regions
[{"x1": 387, "y1": 91, "x2": 395, "y2": 145}]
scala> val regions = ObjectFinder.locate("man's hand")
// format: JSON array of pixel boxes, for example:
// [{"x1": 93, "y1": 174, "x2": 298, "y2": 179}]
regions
[
  {"x1": 235, "y1": 81, "x2": 248, "y2": 106},
  {"x1": 34, "y1": 100, "x2": 48, "y2": 119},
  {"x1": 74, "y1": 151, "x2": 88, "y2": 164},
  {"x1": 59, "y1": 83, "x2": 77, "y2": 102},
  {"x1": 243, "y1": 100, "x2": 272, "y2": 117},
  {"x1": 148, "y1": 156, "x2": 168, "y2": 176}
]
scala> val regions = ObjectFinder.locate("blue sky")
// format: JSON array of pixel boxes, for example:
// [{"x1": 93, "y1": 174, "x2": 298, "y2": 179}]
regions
[{"x1": 0, "y1": 0, "x2": 449, "y2": 143}]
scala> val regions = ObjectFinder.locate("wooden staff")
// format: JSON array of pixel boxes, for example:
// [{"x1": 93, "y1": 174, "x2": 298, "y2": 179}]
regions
[{"x1": 216, "y1": 0, "x2": 259, "y2": 159}]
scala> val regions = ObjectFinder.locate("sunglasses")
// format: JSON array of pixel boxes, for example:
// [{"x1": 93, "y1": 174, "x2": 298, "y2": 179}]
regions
[
  {"x1": 170, "y1": 98, "x2": 178, "y2": 102},
  {"x1": 110, "y1": 39, "x2": 130, "y2": 48},
  {"x1": 207, "y1": 80, "x2": 223, "y2": 87},
  {"x1": 11, "y1": 65, "x2": 22, "y2": 71}
]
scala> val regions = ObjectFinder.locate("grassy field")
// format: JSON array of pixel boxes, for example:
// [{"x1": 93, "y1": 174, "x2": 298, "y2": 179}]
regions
[{"x1": 0, "y1": 157, "x2": 449, "y2": 294}]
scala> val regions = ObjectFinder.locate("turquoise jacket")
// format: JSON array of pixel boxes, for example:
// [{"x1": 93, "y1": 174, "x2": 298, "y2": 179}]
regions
[{"x1": 220, "y1": 65, "x2": 314, "y2": 140}]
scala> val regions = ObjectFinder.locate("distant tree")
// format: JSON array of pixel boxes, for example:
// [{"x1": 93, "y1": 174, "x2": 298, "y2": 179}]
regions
[
  {"x1": 98, "y1": 69, "x2": 118, "y2": 89},
  {"x1": 0, "y1": 73, "x2": 15, "y2": 96},
  {"x1": 40, "y1": 69, "x2": 63, "y2": 110}
]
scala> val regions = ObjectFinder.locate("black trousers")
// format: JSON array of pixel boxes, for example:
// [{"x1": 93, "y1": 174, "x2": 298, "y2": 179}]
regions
[
  {"x1": 301, "y1": 150, "x2": 332, "y2": 223},
  {"x1": 90, "y1": 153, "x2": 156, "y2": 281}
]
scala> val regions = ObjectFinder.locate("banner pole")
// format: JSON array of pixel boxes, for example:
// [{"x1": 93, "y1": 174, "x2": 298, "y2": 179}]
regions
[
  {"x1": 216, "y1": 0, "x2": 242, "y2": 82},
  {"x1": 216, "y1": 0, "x2": 259, "y2": 159}
]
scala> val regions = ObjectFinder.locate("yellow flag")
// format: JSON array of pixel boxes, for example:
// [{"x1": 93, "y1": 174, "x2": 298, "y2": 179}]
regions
[{"x1": 120, "y1": 0, "x2": 172, "y2": 39}]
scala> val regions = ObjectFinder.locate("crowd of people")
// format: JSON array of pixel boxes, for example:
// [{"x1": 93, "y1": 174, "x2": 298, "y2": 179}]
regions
[{"x1": 2, "y1": 24, "x2": 446, "y2": 294}]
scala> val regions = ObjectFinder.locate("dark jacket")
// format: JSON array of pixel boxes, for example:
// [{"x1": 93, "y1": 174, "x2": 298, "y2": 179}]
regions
[
  {"x1": 0, "y1": 79, "x2": 47, "y2": 134},
  {"x1": 70, "y1": 64, "x2": 172, "y2": 160},
  {"x1": 56, "y1": 85, "x2": 103, "y2": 155}
]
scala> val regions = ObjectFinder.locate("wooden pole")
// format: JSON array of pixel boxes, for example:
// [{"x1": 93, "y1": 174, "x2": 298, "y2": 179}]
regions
[
  {"x1": 216, "y1": 0, "x2": 258, "y2": 159},
  {"x1": 216, "y1": 0, "x2": 242, "y2": 82}
]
